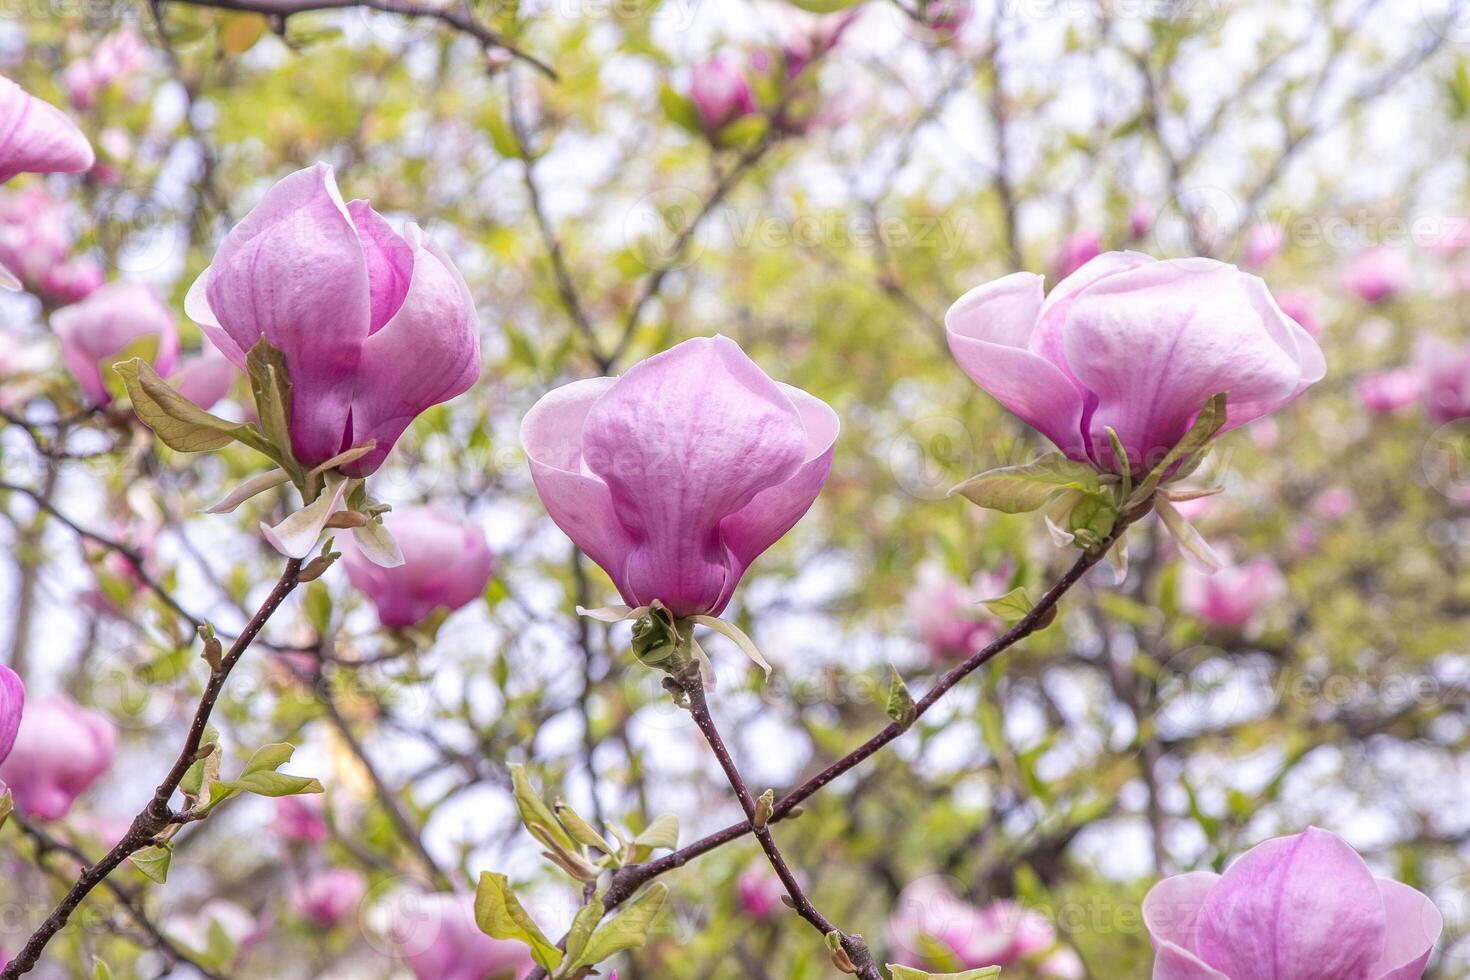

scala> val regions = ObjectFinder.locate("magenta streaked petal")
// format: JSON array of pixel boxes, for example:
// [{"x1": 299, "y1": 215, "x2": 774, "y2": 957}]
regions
[
  {"x1": 347, "y1": 200, "x2": 414, "y2": 334},
  {"x1": 201, "y1": 164, "x2": 369, "y2": 465},
  {"x1": 0, "y1": 665, "x2": 23, "y2": 766},
  {"x1": 0, "y1": 76, "x2": 95, "y2": 183},
  {"x1": 343, "y1": 227, "x2": 479, "y2": 476},
  {"x1": 1196, "y1": 828, "x2": 1386, "y2": 980},
  {"x1": 945, "y1": 272, "x2": 1088, "y2": 459}
]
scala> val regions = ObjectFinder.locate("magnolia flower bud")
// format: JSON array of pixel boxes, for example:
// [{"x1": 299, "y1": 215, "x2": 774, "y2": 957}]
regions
[
  {"x1": 53, "y1": 281, "x2": 178, "y2": 405},
  {"x1": 0, "y1": 694, "x2": 117, "y2": 821},
  {"x1": 339, "y1": 506, "x2": 493, "y2": 628}
]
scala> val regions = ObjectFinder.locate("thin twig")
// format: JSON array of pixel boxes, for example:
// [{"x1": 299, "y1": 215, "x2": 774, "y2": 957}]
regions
[{"x1": 1, "y1": 558, "x2": 303, "y2": 978}]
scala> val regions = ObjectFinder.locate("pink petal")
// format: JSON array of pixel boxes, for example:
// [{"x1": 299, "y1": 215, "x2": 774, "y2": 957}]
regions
[
  {"x1": 714, "y1": 382, "x2": 837, "y2": 612},
  {"x1": 198, "y1": 164, "x2": 370, "y2": 465},
  {"x1": 1196, "y1": 827, "x2": 1387, "y2": 980},
  {"x1": 945, "y1": 272, "x2": 1087, "y2": 459},
  {"x1": 51, "y1": 281, "x2": 179, "y2": 404},
  {"x1": 1371, "y1": 879, "x2": 1441, "y2": 980},
  {"x1": 1144, "y1": 870, "x2": 1222, "y2": 955},
  {"x1": 1062, "y1": 258, "x2": 1321, "y2": 469},
  {"x1": 1155, "y1": 942, "x2": 1231, "y2": 980},
  {"x1": 0, "y1": 695, "x2": 116, "y2": 821},
  {"x1": 522, "y1": 377, "x2": 637, "y2": 595},
  {"x1": 340, "y1": 506, "x2": 493, "y2": 628},
  {"x1": 0, "y1": 76, "x2": 95, "y2": 183},
  {"x1": 343, "y1": 226, "x2": 479, "y2": 476},
  {"x1": 173, "y1": 345, "x2": 238, "y2": 411},
  {"x1": 347, "y1": 200, "x2": 414, "y2": 333},
  {"x1": 0, "y1": 664, "x2": 23, "y2": 766},
  {"x1": 579, "y1": 336, "x2": 809, "y2": 617}
]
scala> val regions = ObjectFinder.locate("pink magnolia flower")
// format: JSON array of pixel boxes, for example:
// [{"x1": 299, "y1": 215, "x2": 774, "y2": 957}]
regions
[
  {"x1": 1273, "y1": 290, "x2": 1320, "y2": 338},
  {"x1": 906, "y1": 562, "x2": 1008, "y2": 662},
  {"x1": 0, "y1": 694, "x2": 117, "y2": 820},
  {"x1": 890, "y1": 879, "x2": 1079, "y2": 976},
  {"x1": 1414, "y1": 337, "x2": 1470, "y2": 424},
  {"x1": 689, "y1": 57, "x2": 755, "y2": 134},
  {"x1": 1129, "y1": 203, "x2": 1153, "y2": 239},
  {"x1": 1179, "y1": 555, "x2": 1284, "y2": 631},
  {"x1": 1341, "y1": 246, "x2": 1411, "y2": 303},
  {"x1": 53, "y1": 281, "x2": 179, "y2": 405},
  {"x1": 275, "y1": 794, "x2": 329, "y2": 843},
  {"x1": 0, "y1": 75, "x2": 95, "y2": 184},
  {"x1": 173, "y1": 344, "x2": 239, "y2": 411},
  {"x1": 1357, "y1": 369, "x2": 1421, "y2": 414},
  {"x1": 1314, "y1": 486, "x2": 1355, "y2": 520},
  {"x1": 64, "y1": 29, "x2": 151, "y2": 111},
  {"x1": 290, "y1": 868, "x2": 367, "y2": 928},
  {"x1": 1053, "y1": 231, "x2": 1101, "y2": 280},
  {"x1": 340, "y1": 506, "x2": 494, "y2": 628},
  {"x1": 388, "y1": 891, "x2": 533, "y2": 980},
  {"x1": 0, "y1": 184, "x2": 102, "y2": 302},
  {"x1": 1240, "y1": 222, "x2": 1283, "y2": 268},
  {"x1": 185, "y1": 164, "x2": 480, "y2": 476},
  {"x1": 1144, "y1": 827, "x2": 1441, "y2": 980},
  {"x1": 947, "y1": 252, "x2": 1325, "y2": 474},
  {"x1": 0, "y1": 665, "x2": 23, "y2": 771},
  {"x1": 522, "y1": 335, "x2": 838, "y2": 619},
  {"x1": 738, "y1": 869, "x2": 789, "y2": 919}
]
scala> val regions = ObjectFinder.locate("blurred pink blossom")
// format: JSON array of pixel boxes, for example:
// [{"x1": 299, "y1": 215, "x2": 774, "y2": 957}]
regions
[
  {"x1": 1415, "y1": 337, "x2": 1470, "y2": 424},
  {"x1": 1240, "y1": 223, "x2": 1283, "y2": 268},
  {"x1": 688, "y1": 57, "x2": 755, "y2": 134},
  {"x1": 889, "y1": 878, "x2": 1079, "y2": 976},
  {"x1": 1052, "y1": 231, "x2": 1101, "y2": 279},
  {"x1": 0, "y1": 185, "x2": 104, "y2": 303},
  {"x1": 275, "y1": 794, "x2": 329, "y2": 844},
  {"x1": 1179, "y1": 555, "x2": 1284, "y2": 631},
  {"x1": 290, "y1": 868, "x2": 367, "y2": 928},
  {"x1": 0, "y1": 694, "x2": 117, "y2": 820},
  {"x1": 1273, "y1": 290, "x2": 1320, "y2": 337},
  {"x1": 64, "y1": 29, "x2": 152, "y2": 110},
  {"x1": 1356, "y1": 369, "x2": 1420, "y2": 414},
  {"x1": 53, "y1": 281, "x2": 178, "y2": 405},
  {"x1": 340, "y1": 506, "x2": 494, "y2": 628},
  {"x1": 906, "y1": 562, "x2": 1009, "y2": 662},
  {"x1": 1340, "y1": 246, "x2": 1411, "y2": 303}
]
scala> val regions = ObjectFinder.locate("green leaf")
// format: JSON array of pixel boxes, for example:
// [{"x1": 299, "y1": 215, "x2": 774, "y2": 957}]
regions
[
  {"x1": 981, "y1": 587, "x2": 1034, "y2": 622},
  {"x1": 114, "y1": 358, "x2": 278, "y2": 459},
  {"x1": 886, "y1": 667, "x2": 916, "y2": 727},
  {"x1": 887, "y1": 966, "x2": 1002, "y2": 980},
  {"x1": 0, "y1": 789, "x2": 11, "y2": 829},
  {"x1": 658, "y1": 83, "x2": 701, "y2": 134},
  {"x1": 950, "y1": 453, "x2": 1100, "y2": 514},
  {"x1": 1128, "y1": 391, "x2": 1227, "y2": 508},
  {"x1": 568, "y1": 883, "x2": 667, "y2": 970},
  {"x1": 474, "y1": 872, "x2": 563, "y2": 973},
  {"x1": 784, "y1": 0, "x2": 862, "y2": 12},
  {"x1": 132, "y1": 843, "x2": 173, "y2": 883},
  {"x1": 563, "y1": 893, "x2": 606, "y2": 968},
  {"x1": 240, "y1": 742, "x2": 295, "y2": 776},
  {"x1": 91, "y1": 958, "x2": 112, "y2": 980},
  {"x1": 228, "y1": 771, "x2": 324, "y2": 797},
  {"x1": 554, "y1": 799, "x2": 613, "y2": 853},
  {"x1": 509, "y1": 763, "x2": 578, "y2": 853},
  {"x1": 244, "y1": 338, "x2": 299, "y2": 479},
  {"x1": 632, "y1": 813, "x2": 679, "y2": 859},
  {"x1": 96, "y1": 334, "x2": 159, "y2": 403}
]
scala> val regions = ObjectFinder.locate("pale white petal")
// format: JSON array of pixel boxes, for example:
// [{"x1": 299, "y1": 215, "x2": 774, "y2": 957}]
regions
[
  {"x1": 575, "y1": 604, "x2": 647, "y2": 623},
  {"x1": 351, "y1": 519, "x2": 404, "y2": 569},
  {"x1": 1157, "y1": 498, "x2": 1224, "y2": 572},
  {"x1": 260, "y1": 474, "x2": 348, "y2": 560},
  {"x1": 204, "y1": 468, "x2": 291, "y2": 514},
  {"x1": 690, "y1": 615, "x2": 773, "y2": 680}
]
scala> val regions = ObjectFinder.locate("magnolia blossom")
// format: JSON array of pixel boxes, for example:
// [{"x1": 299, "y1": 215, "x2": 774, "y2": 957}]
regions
[
  {"x1": 1357, "y1": 369, "x2": 1421, "y2": 414},
  {"x1": 186, "y1": 164, "x2": 480, "y2": 476},
  {"x1": 0, "y1": 665, "x2": 23, "y2": 774},
  {"x1": 0, "y1": 694, "x2": 117, "y2": 820},
  {"x1": 173, "y1": 344, "x2": 239, "y2": 411},
  {"x1": 64, "y1": 28, "x2": 151, "y2": 110},
  {"x1": 53, "y1": 281, "x2": 179, "y2": 405},
  {"x1": 906, "y1": 562, "x2": 1008, "y2": 662},
  {"x1": 947, "y1": 252, "x2": 1325, "y2": 474},
  {"x1": 0, "y1": 75, "x2": 94, "y2": 184},
  {"x1": 522, "y1": 335, "x2": 838, "y2": 619},
  {"x1": 1341, "y1": 246, "x2": 1411, "y2": 303},
  {"x1": 387, "y1": 891, "x2": 533, "y2": 980},
  {"x1": 0, "y1": 184, "x2": 103, "y2": 301},
  {"x1": 340, "y1": 506, "x2": 494, "y2": 628},
  {"x1": 275, "y1": 794, "x2": 329, "y2": 843},
  {"x1": 1130, "y1": 203, "x2": 1153, "y2": 239},
  {"x1": 1053, "y1": 230, "x2": 1101, "y2": 279},
  {"x1": 1414, "y1": 337, "x2": 1470, "y2": 424},
  {"x1": 889, "y1": 879, "x2": 1081, "y2": 977},
  {"x1": 738, "y1": 869, "x2": 801, "y2": 919},
  {"x1": 689, "y1": 57, "x2": 754, "y2": 133},
  {"x1": 1314, "y1": 486, "x2": 1356, "y2": 520},
  {"x1": 1273, "y1": 290, "x2": 1320, "y2": 338},
  {"x1": 1179, "y1": 555, "x2": 1284, "y2": 631},
  {"x1": 290, "y1": 868, "x2": 366, "y2": 928},
  {"x1": 1145, "y1": 827, "x2": 1441, "y2": 980},
  {"x1": 1240, "y1": 222, "x2": 1283, "y2": 267}
]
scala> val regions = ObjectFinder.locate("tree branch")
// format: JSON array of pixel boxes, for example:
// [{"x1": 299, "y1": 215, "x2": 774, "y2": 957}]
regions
[{"x1": 1, "y1": 558, "x2": 304, "y2": 978}]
